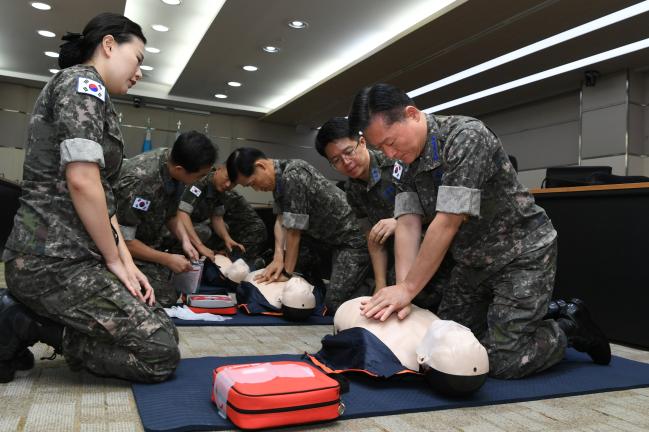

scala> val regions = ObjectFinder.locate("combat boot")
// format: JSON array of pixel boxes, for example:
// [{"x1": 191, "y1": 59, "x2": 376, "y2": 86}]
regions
[
  {"x1": 557, "y1": 298, "x2": 611, "y2": 365},
  {"x1": 0, "y1": 291, "x2": 63, "y2": 383},
  {"x1": 544, "y1": 299, "x2": 567, "y2": 320}
]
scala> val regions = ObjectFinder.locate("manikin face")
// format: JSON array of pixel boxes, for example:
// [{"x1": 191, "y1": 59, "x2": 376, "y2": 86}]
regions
[
  {"x1": 100, "y1": 35, "x2": 144, "y2": 95},
  {"x1": 236, "y1": 160, "x2": 276, "y2": 192},
  {"x1": 363, "y1": 106, "x2": 427, "y2": 164},
  {"x1": 324, "y1": 136, "x2": 370, "y2": 180},
  {"x1": 213, "y1": 166, "x2": 234, "y2": 192}
]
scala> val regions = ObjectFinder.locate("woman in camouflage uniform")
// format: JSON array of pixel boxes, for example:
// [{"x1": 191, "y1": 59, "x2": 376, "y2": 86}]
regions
[{"x1": 0, "y1": 13, "x2": 179, "y2": 383}]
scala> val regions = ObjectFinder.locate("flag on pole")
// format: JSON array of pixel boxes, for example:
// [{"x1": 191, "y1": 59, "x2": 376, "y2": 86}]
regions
[{"x1": 142, "y1": 128, "x2": 152, "y2": 152}]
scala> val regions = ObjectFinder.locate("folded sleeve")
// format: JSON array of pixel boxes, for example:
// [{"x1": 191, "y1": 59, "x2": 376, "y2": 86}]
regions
[
  {"x1": 279, "y1": 168, "x2": 310, "y2": 231},
  {"x1": 60, "y1": 138, "x2": 105, "y2": 170},
  {"x1": 52, "y1": 73, "x2": 107, "y2": 171},
  {"x1": 394, "y1": 191, "x2": 424, "y2": 219}
]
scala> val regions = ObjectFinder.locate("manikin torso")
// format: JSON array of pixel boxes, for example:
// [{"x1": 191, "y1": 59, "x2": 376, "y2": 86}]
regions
[{"x1": 334, "y1": 296, "x2": 439, "y2": 371}]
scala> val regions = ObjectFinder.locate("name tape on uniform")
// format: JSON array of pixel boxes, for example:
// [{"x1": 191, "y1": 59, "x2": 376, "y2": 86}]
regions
[
  {"x1": 77, "y1": 77, "x2": 105, "y2": 102},
  {"x1": 132, "y1": 197, "x2": 151, "y2": 212},
  {"x1": 190, "y1": 185, "x2": 202, "y2": 197}
]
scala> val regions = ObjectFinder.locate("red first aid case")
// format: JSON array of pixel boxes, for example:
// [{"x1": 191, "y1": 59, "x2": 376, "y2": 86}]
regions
[
  {"x1": 212, "y1": 361, "x2": 344, "y2": 430},
  {"x1": 184, "y1": 294, "x2": 237, "y2": 315}
]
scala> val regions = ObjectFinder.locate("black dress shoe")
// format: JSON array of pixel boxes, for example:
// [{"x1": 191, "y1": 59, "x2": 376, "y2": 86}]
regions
[{"x1": 558, "y1": 299, "x2": 611, "y2": 365}]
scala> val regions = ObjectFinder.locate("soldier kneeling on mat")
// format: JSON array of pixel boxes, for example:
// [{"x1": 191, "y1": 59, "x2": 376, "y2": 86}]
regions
[{"x1": 114, "y1": 131, "x2": 216, "y2": 307}]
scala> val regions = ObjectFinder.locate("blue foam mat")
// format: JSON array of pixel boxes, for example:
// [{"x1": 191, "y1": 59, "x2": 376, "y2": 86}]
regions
[
  {"x1": 132, "y1": 349, "x2": 649, "y2": 432},
  {"x1": 172, "y1": 310, "x2": 332, "y2": 326}
]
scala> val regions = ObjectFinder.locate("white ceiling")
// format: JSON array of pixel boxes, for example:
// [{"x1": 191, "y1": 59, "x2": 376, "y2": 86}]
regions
[
  {"x1": 0, "y1": 0, "x2": 463, "y2": 114},
  {"x1": 1, "y1": 0, "x2": 649, "y2": 126}
]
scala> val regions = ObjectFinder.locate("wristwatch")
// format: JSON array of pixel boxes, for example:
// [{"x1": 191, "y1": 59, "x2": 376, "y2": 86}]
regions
[{"x1": 281, "y1": 268, "x2": 293, "y2": 278}]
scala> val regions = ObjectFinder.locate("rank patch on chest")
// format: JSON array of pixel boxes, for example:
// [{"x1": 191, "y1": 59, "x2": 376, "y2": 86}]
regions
[
  {"x1": 132, "y1": 197, "x2": 151, "y2": 212},
  {"x1": 77, "y1": 77, "x2": 105, "y2": 102},
  {"x1": 392, "y1": 162, "x2": 404, "y2": 180},
  {"x1": 190, "y1": 185, "x2": 202, "y2": 197}
]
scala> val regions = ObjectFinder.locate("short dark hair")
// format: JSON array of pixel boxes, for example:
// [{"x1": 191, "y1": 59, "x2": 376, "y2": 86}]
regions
[
  {"x1": 59, "y1": 13, "x2": 147, "y2": 69},
  {"x1": 314, "y1": 117, "x2": 353, "y2": 157},
  {"x1": 170, "y1": 131, "x2": 217, "y2": 173},
  {"x1": 348, "y1": 83, "x2": 414, "y2": 135},
  {"x1": 226, "y1": 147, "x2": 268, "y2": 182}
]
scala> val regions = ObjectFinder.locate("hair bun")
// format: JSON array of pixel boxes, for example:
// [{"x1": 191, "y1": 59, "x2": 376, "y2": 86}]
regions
[{"x1": 61, "y1": 32, "x2": 84, "y2": 42}]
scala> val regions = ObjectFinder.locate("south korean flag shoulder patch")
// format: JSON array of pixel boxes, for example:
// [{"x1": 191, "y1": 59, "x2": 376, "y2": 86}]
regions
[
  {"x1": 190, "y1": 185, "x2": 202, "y2": 197},
  {"x1": 132, "y1": 197, "x2": 151, "y2": 212},
  {"x1": 77, "y1": 77, "x2": 105, "y2": 102},
  {"x1": 392, "y1": 161, "x2": 404, "y2": 180}
]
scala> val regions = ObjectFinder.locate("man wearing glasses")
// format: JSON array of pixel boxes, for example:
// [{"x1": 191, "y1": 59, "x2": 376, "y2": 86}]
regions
[
  {"x1": 348, "y1": 83, "x2": 610, "y2": 379},
  {"x1": 315, "y1": 117, "x2": 450, "y2": 311},
  {"x1": 225, "y1": 147, "x2": 372, "y2": 312}
]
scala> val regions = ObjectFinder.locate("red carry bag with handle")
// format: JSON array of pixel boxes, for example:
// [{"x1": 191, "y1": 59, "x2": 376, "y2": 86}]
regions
[
  {"x1": 212, "y1": 361, "x2": 344, "y2": 430},
  {"x1": 183, "y1": 294, "x2": 237, "y2": 315}
]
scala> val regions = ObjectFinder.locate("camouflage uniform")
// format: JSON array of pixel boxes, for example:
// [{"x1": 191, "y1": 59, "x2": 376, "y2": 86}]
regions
[
  {"x1": 345, "y1": 149, "x2": 397, "y2": 231},
  {"x1": 393, "y1": 113, "x2": 565, "y2": 379},
  {"x1": 2, "y1": 65, "x2": 179, "y2": 382},
  {"x1": 346, "y1": 150, "x2": 450, "y2": 311},
  {"x1": 273, "y1": 159, "x2": 371, "y2": 311},
  {"x1": 115, "y1": 148, "x2": 184, "y2": 307},
  {"x1": 178, "y1": 171, "x2": 267, "y2": 262}
]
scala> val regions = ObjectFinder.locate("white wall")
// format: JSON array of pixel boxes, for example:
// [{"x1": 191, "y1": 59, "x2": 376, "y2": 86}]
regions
[
  {"x1": 0, "y1": 80, "x2": 344, "y2": 202},
  {"x1": 482, "y1": 70, "x2": 649, "y2": 189}
]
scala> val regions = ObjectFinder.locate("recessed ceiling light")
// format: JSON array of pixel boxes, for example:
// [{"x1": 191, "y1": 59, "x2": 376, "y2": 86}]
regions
[
  {"x1": 214, "y1": 93, "x2": 227, "y2": 99},
  {"x1": 37, "y1": 30, "x2": 55, "y2": 38},
  {"x1": 228, "y1": 81, "x2": 242, "y2": 87},
  {"x1": 30, "y1": 2, "x2": 51, "y2": 10},
  {"x1": 288, "y1": 20, "x2": 308, "y2": 29},
  {"x1": 145, "y1": 47, "x2": 161, "y2": 54},
  {"x1": 242, "y1": 65, "x2": 258, "y2": 72},
  {"x1": 161, "y1": 0, "x2": 181, "y2": 4},
  {"x1": 152, "y1": 24, "x2": 169, "y2": 32},
  {"x1": 44, "y1": 51, "x2": 59, "y2": 58},
  {"x1": 140, "y1": 65, "x2": 154, "y2": 71},
  {"x1": 49, "y1": 68, "x2": 59, "y2": 74},
  {"x1": 262, "y1": 46, "x2": 280, "y2": 53}
]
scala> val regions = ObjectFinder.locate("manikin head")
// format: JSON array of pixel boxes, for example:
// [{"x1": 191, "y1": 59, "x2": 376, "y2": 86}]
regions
[
  {"x1": 416, "y1": 320, "x2": 489, "y2": 396},
  {"x1": 280, "y1": 277, "x2": 316, "y2": 321}
]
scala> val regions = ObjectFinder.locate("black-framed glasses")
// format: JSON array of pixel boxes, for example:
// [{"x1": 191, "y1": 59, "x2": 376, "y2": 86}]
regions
[{"x1": 329, "y1": 141, "x2": 360, "y2": 168}]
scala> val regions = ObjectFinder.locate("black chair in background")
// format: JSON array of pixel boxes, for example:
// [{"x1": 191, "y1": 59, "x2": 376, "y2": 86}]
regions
[
  {"x1": 0, "y1": 178, "x2": 21, "y2": 251},
  {"x1": 543, "y1": 166, "x2": 612, "y2": 188}
]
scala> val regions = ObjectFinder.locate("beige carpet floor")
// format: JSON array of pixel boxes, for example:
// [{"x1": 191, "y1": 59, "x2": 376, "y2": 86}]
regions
[{"x1": 2, "y1": 263, "x2": 649, "y2": 432}]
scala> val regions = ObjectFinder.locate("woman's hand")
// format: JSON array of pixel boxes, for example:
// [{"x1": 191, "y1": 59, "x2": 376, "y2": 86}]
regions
[
  {"x1": 127, "y1": 262, "x2": 155, "y2": 306},
  {"x1": 106, "y1": 258, "x2": 146, "y2": 303}
]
